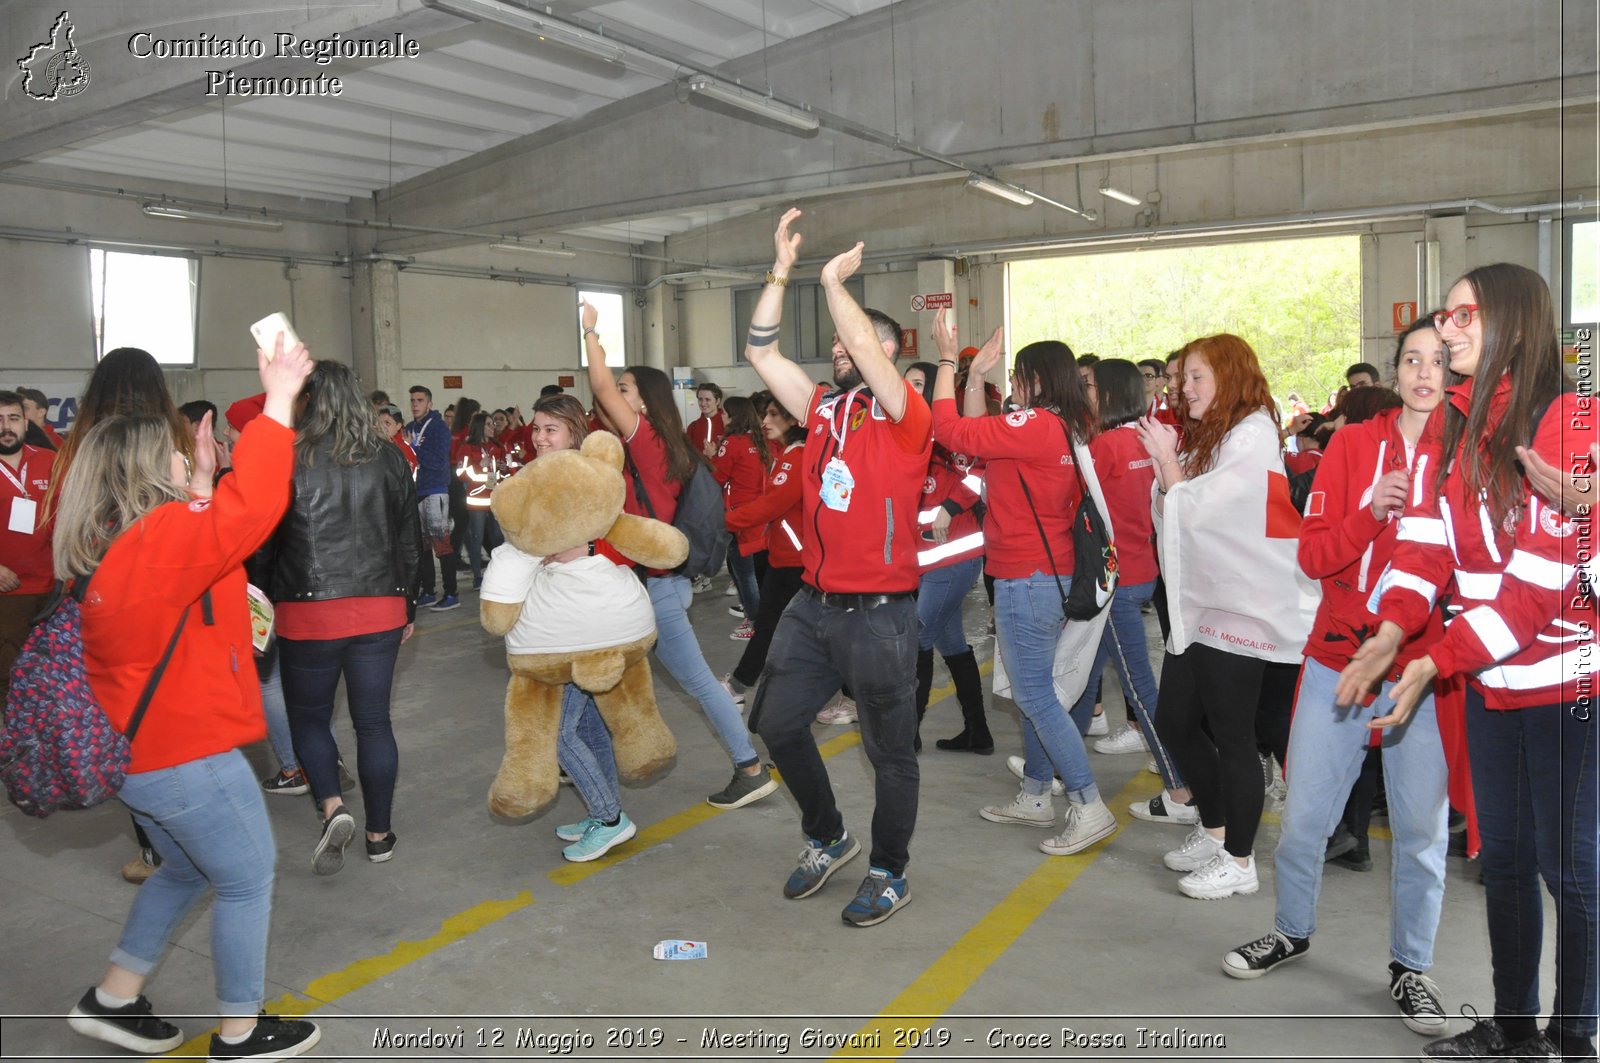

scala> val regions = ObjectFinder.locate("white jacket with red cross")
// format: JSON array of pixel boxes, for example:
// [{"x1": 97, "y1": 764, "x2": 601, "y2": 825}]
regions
[{"x1": 1373, "y1": 378, "x2": 1594, "y2": 709}]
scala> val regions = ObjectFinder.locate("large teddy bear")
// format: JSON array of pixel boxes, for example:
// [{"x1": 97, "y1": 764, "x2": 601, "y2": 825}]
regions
[{"x1": 478, "y1": 431, "x2": 687, "y2": 819}]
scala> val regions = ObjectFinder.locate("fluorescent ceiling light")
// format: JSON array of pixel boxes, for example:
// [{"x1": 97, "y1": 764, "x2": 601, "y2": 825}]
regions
[
  {"x1": 1098, "y1": 183, "x2": 1143, "y2": 206},
  {"x1": 685, "y1": 77, "x2": 821, "y2": 132},
  {"x1": 141, "y1": 204, "x2": 283, "y2": 231},
  {"x1": 424, "y1": 0, "x2": 624, "y2": 63},
  {"x1": 490, "y1": 241, "x2": 578, "y2": 258},
  {"x1": 964, "y1": 174, "x2": 1034, "y2": 207}
]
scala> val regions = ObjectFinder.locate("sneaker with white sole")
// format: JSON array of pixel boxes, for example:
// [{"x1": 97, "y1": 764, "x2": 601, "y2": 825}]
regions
[
  {"x1": 261, "y1": 767, "x2": 309, "y2": 795},
  {"x1": 1179, "y1": 854, "x2": 1259, "y2": 899},
  {"x1": 555, "y1": 816, "x2": 602, "y2": 842},
  {"x1": 207, "y1": 1014, "x2": 321, "y2": 1061},
  {"x1": 68, "y1": 989, "x2": 184, "y2": 1054},
  {"x1": 1391, "y1": 967, "x2": 1447, "y2": 1035},
  {"x1": 784, "y1": 831, "x2": 860, "y2": 899},
  {"x1": 979, "y1": 788, "x2": 1055, "y2": 828},
  {"x1": 724, "y1": 582, "x2": 739, "y2": 596},
  {"x1": 816, "y1": 695, "x2": 857, "y2": 725},
  {"x1": 562, "y1": 814, "x2": 636, "y2": 862},
  {"x1": 729, "y1": 620, "x2": 754, "y2": 641},
  {"x1": 692, "y1": 575, "x2": 714, "y2": 593},
  {"x1": 1005, "y1": 754, "x2": 1064, "y2": 796},
  {"x1": 1146, "y1": 757, "x2": 1160, "y2": 775},
  {"x1": 706, "y1": 765, "x2": 777, "y2": 809},
  {"x1": 1086, "y1": 712, "x2": 1109, "y2": 736},
  {"x1": 1164, "y1": 826, "x2": 1226, "y2": 871},
  {"x1": 1222, "y1": 930, "x2": 1309, "y2": 979},
  {"x1": 1130, "y1": 793, "x2": 1200, "y2": 826},
  {"x1": 1093, "y1": 725, "x2": 1147, "y2": 754},
  {"x1": 719, "y1": 673, "x2": 746, "y2": 706},
  {"x1": 840, "y1": 866, "x2": 910, "y2": 927},
  {"x1": 728, "y1": 603, "x2": 745, "y2": 618},
  {"x1": 1039, "y1": 798, "x2": 1119, "y2": 855},
  {"x1": 312, "y1": 809, "x2": 356, "y2": 876}
]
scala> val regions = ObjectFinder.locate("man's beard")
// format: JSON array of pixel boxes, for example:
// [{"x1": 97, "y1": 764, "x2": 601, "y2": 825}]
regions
[
  {"x1": 832, "y1": 364, "x2": 863, "y2": 390},
  {"x1": 0, "y1": 436, "x2": 22, "y2": 456}
]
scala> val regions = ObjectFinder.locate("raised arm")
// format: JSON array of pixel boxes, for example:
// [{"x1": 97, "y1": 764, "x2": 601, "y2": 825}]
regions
[
  {"x1": 582, "y1": 299, "x2": 639, "y2": 438},
  {"x1": 745, "y1": 208, "x2": 818, "y2": 423},
  {"x1": 820, "y1": 241, "x2": 905, "y2": 421}
]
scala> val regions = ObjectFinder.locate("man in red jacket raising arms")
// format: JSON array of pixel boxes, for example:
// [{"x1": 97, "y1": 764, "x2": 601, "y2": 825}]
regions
[{"x1": 744, "y1": 208, "x2": 932, "y2": 927}]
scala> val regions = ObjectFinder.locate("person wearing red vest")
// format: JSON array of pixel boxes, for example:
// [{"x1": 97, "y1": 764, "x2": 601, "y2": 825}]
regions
[
  {"x1": 0, "y1": 390, "x2": 55, "y2": 712},
  {"x1": 1223, "y1": 319, "x2": 1456, "y2": 1040},
  {"x1": 712, "y1": 396, "x2": 771, "y2": 637},
  {"x1": 685, "y1": 382, "x2": 726, "y2": 457},
  {"x1": 899, "y1": 362, "x2": 989, "y2": 754},
  {"x1": 721, "y1": 397, "x2": 807, "y2": 704},
  {"x1": 1339, "y1": 265, "x2": 1596, "y2": 1063},
  {"x1": 374, "y1": 403, "x2": 418, "y2": 474},
  {"x1": 745, "y1": 209, "x2": 931, "y2": 927}
]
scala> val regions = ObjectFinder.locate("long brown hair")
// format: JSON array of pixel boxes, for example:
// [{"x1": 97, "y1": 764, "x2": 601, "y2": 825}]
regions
[
  {"x1": 1434, "y1": 263, "x2": 1569, "y2": 526},
  {"x1": 623, "y1": 365, "x2": 698, "y2": 484},
  {"x1": 1175, "y1": 334, "x2": 1279, "y2": 476},
  {"x1": 52, "y1": 416, "x2": 189, "y2": 577},
  {"x1": 721, "y1": 396, "x2": 771, "y2": 469},
  {"x1": 532, "y1": 393, "x2": 589, "y2": 449},
  {"x1": 42, "y1": 347, "x2": 192, "y2": 521}
]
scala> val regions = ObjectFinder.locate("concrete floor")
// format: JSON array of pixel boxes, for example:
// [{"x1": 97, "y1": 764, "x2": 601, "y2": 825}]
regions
[{"x1": 2, "y1": 575, "x2": 1538, "y2": 1061}]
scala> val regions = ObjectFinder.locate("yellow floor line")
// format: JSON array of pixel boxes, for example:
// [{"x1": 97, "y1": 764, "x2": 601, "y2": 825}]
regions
[
  {"x1": 833, "y1": 771, "x2": 1155, "y2": 1061},
  {"x1": 153, "y1": 891, "x2": 533, "y2": 1060},
  {"x1": 1258, "y1": 807, "x2": 1394, "y2": 842}
]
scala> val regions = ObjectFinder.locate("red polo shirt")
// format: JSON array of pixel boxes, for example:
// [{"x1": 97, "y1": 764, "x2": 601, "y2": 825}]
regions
[{"x1": 1, "y1": 445, "x2": 56, "y2": 594}]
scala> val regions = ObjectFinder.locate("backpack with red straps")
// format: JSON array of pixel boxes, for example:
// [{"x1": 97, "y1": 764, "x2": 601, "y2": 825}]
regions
[{"x1": 0, "y1": 577, "x2": 194, "y2": 818}]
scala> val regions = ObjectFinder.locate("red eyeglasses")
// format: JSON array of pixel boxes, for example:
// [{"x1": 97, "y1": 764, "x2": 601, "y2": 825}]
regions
[{"x1": 1432, "y1": 304, "x2": 1480, "y2": 329}]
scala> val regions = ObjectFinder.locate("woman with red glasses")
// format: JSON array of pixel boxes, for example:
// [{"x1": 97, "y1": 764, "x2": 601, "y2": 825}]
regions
[{"x1": 1337, "y1": 263, "x2": 1592, "y2": 1063}]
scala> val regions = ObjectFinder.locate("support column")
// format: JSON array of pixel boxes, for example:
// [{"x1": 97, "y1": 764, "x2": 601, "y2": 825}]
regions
[
  {"x1": 915, "y1": 258, "x2": 956, "y2": 359},
  {"x1": 642, "y1": 282, "x2": 676, "y2": 371},
  {"x1": 350, "y1": 259, "x2": 402, "y2": 396}
]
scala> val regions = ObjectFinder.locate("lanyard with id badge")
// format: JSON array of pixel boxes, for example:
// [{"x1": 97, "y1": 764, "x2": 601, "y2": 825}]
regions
[
  {"x1": 2, "y1": 460, "x2": 36, "y2": 535},
  {"x1": 820, "y1": 386, "x2": 867, "y2": 513}
]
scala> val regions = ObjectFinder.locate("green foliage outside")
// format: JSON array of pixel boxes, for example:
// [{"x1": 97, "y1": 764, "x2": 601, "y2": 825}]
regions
[{"x1": 1008, "y1": 236, "x2": 1362, "y2": 406}]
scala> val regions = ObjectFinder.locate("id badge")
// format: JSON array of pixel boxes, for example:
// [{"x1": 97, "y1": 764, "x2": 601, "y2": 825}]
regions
[
  {"x1": 8, "y1": 497, "x2": 36, "y2": 535},
  {"x1": 820, "y1": 457, "x2": 854, "y2": 512}
]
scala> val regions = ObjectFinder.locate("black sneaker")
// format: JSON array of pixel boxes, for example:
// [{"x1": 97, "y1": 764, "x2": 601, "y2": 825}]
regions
[
  {"x1": 261, "y1": 767, "x2": 309, "y2": 796},
  {"x1": 1422, "y1": 1012, "x2": 1512, "y2": 1058},
  {"x1": 366, "y1": 832, "x2": 398, "y2": 863},
  {"x1": 705, "y1": 765, "x2": 778, "y2": 810},
  {"x1": 1391, "y1": 966, "x2": 1447, "y2": 1035},
  {"x1": 67, "y1": 988, "x2": 184, "y2": 1053},
  {"x1": 1221, "y1": 930, "x2": 1309, "y2": 979},
  {"x1": 312, "y1": 808, "x2": 356, "y2": 876},
  {"x1": 207, "y1": 1014, "x2": 321, "y2": 1061}
]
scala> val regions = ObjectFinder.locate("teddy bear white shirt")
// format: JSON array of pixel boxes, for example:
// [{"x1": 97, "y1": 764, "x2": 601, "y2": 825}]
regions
[{"x1": 479, "y1": 543, "x2": 655, "y2": 655}]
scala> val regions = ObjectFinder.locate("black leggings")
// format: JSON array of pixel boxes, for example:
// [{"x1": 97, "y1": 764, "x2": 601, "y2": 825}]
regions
[
  {"x1": 1154, "y1": 643, "x2": 1267, "y2": 858},
  {"x1": 732, "y1": 565, "x2": 804, "y2": 689}
]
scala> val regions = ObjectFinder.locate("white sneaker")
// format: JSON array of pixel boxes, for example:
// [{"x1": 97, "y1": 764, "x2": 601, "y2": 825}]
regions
[
  {"x1": 1145, "y1": 757, "x2": 1160, "y2": 775},
  {"x1": 1087, "y1": 711, "x2": 1109, "y2": 736},
  {"x1": 724, "y1": 582, "x2": 739, "y2": 596},
  {"x1": 1179, "y1": 853, "x2": 1259, "y2": 899},
  {"x1": 719, "y1": 673, "x2": 745, "y2": 707},
  {"x1": 1094, "y1": 725, "x2": 1147, "y2": 755},
  {"x1": 1039, "y1": 799, "x2": 1119, "y2": 855},
  {"x1": 1005, "y1": 754, "x2": 1065, "y2": 797},
  {"x1": 1130, "y1": 792, "x2": 1200, "y2": 826},
  {"x1": 692, "y1": 575, "x2": 713, "y2": 593},
  {"x1": 1164, "y1": 826, "x2": 1226, "y2": 871},
  {"x1": 979, "y1": 789, "x2": 1055, "y2": 828},
  {"x1": 816, "y1": 694, "x2": 857, "y2": 725}
]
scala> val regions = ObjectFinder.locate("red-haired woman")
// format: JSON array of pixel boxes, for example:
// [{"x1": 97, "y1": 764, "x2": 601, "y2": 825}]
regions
[
  {"x1": 1338, "y1": 264, "x2": 1593, "y2": 1063},
  {"x1": 1136, "y1": 334, "x2": 1317, "y2": 900}
]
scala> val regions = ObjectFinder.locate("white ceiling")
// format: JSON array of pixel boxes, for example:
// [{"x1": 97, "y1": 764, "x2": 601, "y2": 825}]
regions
[{"x1": 14, "y1": 0, "x2": 894, "y2": 243}]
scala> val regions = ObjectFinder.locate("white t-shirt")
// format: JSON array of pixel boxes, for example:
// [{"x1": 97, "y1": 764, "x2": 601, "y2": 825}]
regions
[{"x1": 479, "y1": 544, "x2": 655, "y2": 655}]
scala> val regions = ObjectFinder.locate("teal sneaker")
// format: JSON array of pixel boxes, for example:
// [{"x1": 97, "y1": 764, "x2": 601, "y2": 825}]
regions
[
  {"x1": 555, "y1": 816, "x2": 602, "y2": 842},
  {"x1": 782, "y1": 830, "x2": 859, "y2": 899},
  {"x1": 561, "y1": 814, "x2": 636, "y2": 863},
  {"x1": 841, "y1": 866, "x2": 910, "y2": 927}
]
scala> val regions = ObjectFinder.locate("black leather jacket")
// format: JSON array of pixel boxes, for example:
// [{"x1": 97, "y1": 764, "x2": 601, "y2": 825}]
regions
[{"x1": 266, "y1": 440, "x2": 421, "y2": 622}]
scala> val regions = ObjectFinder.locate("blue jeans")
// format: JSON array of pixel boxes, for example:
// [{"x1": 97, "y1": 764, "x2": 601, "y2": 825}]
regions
[
  {"x1": 464, "y1": 509, "x2": 490, "y2": 586},
  {"x1": 1273, "y1": 657, "x2": 1448, "y2": 969},
  {"x1": 278, "y1": 627, "x2": 404, "y2": 833},
  {"x1": 995, "y1": 572, "x2": 1099, "y2": 804},
  {"x1": 918, "y1": 556, "x2": 982, "y2": 656},
  {"x1": 114, "y1": 750, "x2": 276, "y2": 1016},
  {"x1": 1467, "y1": 687, "x2": 1598, "y2": 1040},
  {"x1": 1067, "y1": 581, "x2": 1182, "y2": 789},
  {"x1": 556, "y1": 683, "x2": 621, "y2": 822},
  {"x1": 646, "y1": 574, "x2": 760, "y2": 769},
  {"x1": 258, "y1": 652, "x2": 297, "y2": 773},
  {"x1": 752, "y1": 587, "x2": 920, "y2": 874},
  {"x1": 728, "y1": 539, "x2": 762, "y2": 618}
]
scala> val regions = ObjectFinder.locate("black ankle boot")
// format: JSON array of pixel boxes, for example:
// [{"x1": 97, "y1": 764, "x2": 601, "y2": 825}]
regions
[
  {"x1": 935, "y1": 648, "x2": 992, "y2": 754},
  {"x1": 914, "y1": 649, "x2": 934, "y2": 753}
]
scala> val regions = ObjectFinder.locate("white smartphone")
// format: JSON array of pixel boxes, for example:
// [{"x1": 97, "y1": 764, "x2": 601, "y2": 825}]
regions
[{"x1": 249, "y1": 312, "x2": 301, "y2": 360}]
